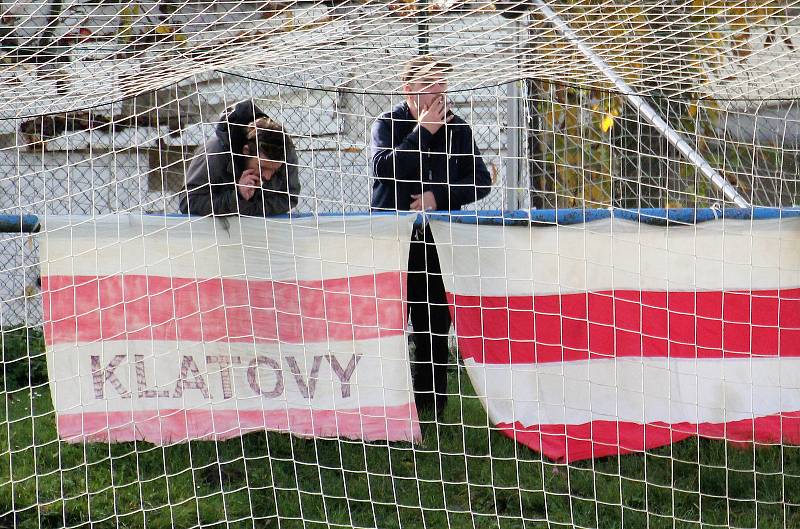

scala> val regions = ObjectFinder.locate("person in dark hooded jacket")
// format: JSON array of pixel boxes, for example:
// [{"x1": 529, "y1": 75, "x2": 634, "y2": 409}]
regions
[
  {"x1": 179, "y1": 100, "x2": 300, "y2": 216},
  {"x1": 371, "y1": 56, "x2": 492, "y2": 418}
]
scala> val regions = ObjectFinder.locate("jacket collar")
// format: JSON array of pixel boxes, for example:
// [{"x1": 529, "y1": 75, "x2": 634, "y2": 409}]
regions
[{"x1": 394, "y1": 101, "x2": 412, "y2": 120}]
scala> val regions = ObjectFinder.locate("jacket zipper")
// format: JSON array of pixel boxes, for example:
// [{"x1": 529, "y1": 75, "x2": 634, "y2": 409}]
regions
[{"x1": 428, "y1": 130, "x2": 453, "y2": 181}]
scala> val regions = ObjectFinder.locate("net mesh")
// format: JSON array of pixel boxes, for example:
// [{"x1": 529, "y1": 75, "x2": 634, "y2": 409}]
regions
[
  {"x1": 1, "y1": 0, "x2": 800, "y2": 112},
  {"x1": 2, "y1": 1, "x2": 800, "y2": 528}
]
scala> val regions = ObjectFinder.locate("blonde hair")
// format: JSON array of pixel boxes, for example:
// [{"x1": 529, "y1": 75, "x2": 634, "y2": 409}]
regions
[{"x1": 401, "y1": 55, "x2": 452, "y2": 85}]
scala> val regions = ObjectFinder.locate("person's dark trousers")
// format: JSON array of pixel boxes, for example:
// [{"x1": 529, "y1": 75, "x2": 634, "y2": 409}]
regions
[{"x1": 407, "y1": 223, "x2": 452, "y2": 416}]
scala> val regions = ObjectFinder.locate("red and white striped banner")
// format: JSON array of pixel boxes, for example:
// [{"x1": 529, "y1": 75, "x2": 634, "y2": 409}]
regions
[
  {"x1": 430, "y1": 216, "x2": 800, "y2": 462},
  {"x1": 39, "y1": 214, "x2": 420, "y2": 444}
]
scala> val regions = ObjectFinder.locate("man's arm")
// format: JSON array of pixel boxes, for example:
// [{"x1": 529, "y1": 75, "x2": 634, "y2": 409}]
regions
[
  {"x1": 180, "y1": 142, "x2": 262, "y2": 216},
  {"x1": 370, "y1": 115, "x2": 432, "y2": 195},
  {"x1": 430, "y1": 125, "x2": 492, "y2": 211}
]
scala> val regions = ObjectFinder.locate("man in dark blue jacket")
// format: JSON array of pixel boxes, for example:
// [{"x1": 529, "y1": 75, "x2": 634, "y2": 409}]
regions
[{"x1": 371, "y1": 56, "x2": 492, "y2": 417}]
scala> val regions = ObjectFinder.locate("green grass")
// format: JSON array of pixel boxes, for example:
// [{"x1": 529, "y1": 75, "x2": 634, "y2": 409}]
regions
[{"x1": 2, "y1": 330, "x2": 800, "y2": 528}]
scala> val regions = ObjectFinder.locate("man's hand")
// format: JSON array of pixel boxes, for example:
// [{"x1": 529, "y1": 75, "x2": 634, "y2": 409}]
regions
[
  {"x1": 410, "y1": 191, "x2": 437, "y2": 211},
  {"x1": 412, "y1": 96, "x2": 453, "y2": 136},
  {"x1": 237, "y1": 169, "x2": 260, "y2": 200}
]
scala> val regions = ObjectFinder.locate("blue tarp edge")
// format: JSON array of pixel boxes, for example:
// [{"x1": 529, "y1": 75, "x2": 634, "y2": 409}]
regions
[{"x1": 5, "y1": 208, "x2": 800, "y2": 233}]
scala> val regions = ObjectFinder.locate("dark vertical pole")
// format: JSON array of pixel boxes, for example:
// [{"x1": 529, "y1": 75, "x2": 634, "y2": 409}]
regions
[
  {"x1": 417, "y1": 0, "x2": 429, "y2": 54},
  {"x1": 525, "y1": 79, "x2": 552, "y2": 209}
]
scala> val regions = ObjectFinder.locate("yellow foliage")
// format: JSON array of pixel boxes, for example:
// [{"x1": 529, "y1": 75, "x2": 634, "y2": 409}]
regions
[
  {"x1": 586, "y1": 182, "x2": 610, "y2": 206},
  {"x1": 565, "y1": 148, "x2": 581, "y2": 169},
  {"x1": 153, "y1": 24, "x2": 187, "y2": 43},
  {"x1": 600, "y1": 113, "x2": 614, "y2": 133},
  {"x1": 118, "y1": 5, "x2": 140, "y2": 42}
]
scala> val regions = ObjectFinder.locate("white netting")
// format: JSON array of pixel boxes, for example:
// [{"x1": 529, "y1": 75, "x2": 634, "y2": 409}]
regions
[
  {"x1": 2, "y1": 2, "x2": 800, "y2": 529},
  {"x1": 2, "y1": 1, "x2": 800, "y2": 114}
]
